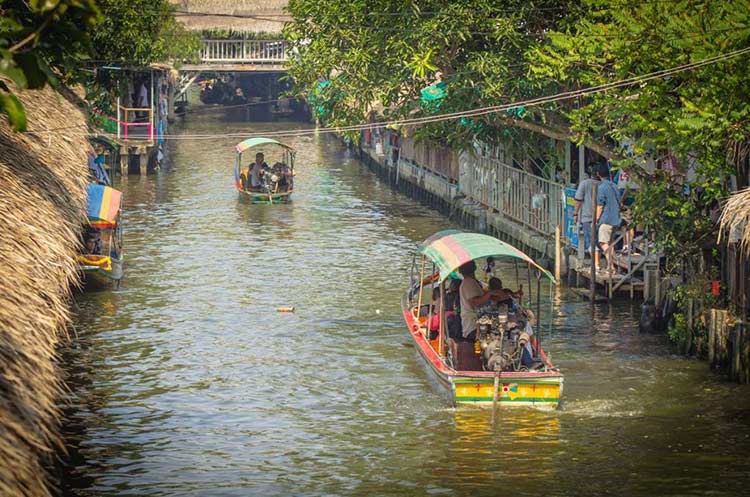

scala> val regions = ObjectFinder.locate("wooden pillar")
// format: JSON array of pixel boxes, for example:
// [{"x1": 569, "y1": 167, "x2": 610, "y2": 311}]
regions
[
  {"x1": 686, "y1": 298, "x2": 694, "y2": 355},
  {"x1": 741, "y1": 324, "x2": 750, "y2": 383},
  {"x1": 578, "y1": 144, "x2": 585, "y2": 183},
  {"x1": 732, "y1": 324, "x2": 741, "y2": 381},
  {"x1": 120, "y1": 150, "x2": 128, "y2": 176},
  {"x1": 139, "y1": 152, "x2": 147, "y2": 175},
  {"x1": 708, "y1": 309, "x2": 715, "y2": 366},
  {"x1": 554, "y1": 223, "x2": 562, "y2": 282},
  {"x1": 167, "y1": 81, "x2": 176, "y2": 122}
]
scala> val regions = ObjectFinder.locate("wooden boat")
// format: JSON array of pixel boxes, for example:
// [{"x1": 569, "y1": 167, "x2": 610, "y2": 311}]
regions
[
  {"x1": 233, "y1": 137, "x2": 295, "y2": 203},
  {"x1": 76, "y1": 184, "x2": 124, "y2": 289},
  {"x1": 403, "y1": 230, "x2": 563, "y2": 408}
]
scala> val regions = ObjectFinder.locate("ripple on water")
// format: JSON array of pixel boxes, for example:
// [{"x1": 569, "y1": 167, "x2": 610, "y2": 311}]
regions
[{"x1": 64, "y1": 120, "x2": 750, "y2": 497}]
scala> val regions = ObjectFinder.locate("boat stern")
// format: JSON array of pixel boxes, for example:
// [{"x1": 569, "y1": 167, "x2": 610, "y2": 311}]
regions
[{"x1": 452, "y1": 374, "x2": 563, "y2": 408}]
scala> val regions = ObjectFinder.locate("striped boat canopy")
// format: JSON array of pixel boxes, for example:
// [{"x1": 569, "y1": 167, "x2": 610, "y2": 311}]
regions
[
  {"x1": 418, "y1": 228, "x2": 463, "y2": 249},
  {"x1": 419, "y1": 232, "x2": 555, "y2": 283},
  {"x1": 235, "y1": 137, "x2": 295, "y2": 154},
  {"x1": 86, "y1": 184, "x2": 121, "y2": 228}
]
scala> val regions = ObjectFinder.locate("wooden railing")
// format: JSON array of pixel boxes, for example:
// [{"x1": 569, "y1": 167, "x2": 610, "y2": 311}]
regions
[{"x1": 199, "y1": 39, "x2": 288, "y2": 63}]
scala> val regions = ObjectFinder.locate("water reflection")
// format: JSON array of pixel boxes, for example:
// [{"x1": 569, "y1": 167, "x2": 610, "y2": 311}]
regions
[{"x1": 61, "y1": 119, "x2": 750, "y2": 497}]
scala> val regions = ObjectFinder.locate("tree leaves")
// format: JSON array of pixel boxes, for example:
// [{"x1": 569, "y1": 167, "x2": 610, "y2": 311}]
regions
[
  {"x1": 0, "y1": 0, "x2": 101, "y2": 131},
  {"x1": 0, "y1": 92, "x2": 27, "y2": 131}
]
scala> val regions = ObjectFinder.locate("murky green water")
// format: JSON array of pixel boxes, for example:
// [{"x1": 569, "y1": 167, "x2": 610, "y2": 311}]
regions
[{"x1": 62, "y1": 118, "x2": 750, "y2": 497}]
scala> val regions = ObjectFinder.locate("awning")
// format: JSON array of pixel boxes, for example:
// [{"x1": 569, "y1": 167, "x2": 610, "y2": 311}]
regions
[
  {"x1": 236, "y1": 137, "x2": 295, "y2": 154},
  {"x1": 86, "y1": 183, "x2": 121, "y2": 227},
  {"x1": 418, "y1": 228, "x2": 463, "y2": 249},
  {"x1": 418, "y1": 232, "x2": 555, "y2": 283}
]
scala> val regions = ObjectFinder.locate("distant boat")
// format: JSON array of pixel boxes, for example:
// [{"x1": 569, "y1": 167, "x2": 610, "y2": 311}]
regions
[
  {"x1": 76, "y1": 184, "x2": 124, "y2": 289},
  {"x1": 403, "y1": 230, "x2": 563, "y2": 407},
  {"x1": 233, "y1": 137, "x2": 296, "y2": 204}
]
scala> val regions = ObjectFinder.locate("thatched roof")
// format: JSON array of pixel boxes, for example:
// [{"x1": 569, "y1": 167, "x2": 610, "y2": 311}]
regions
[
  {"x1": 720, "y1": 187, "x2": 750, "y2": 256},
  {"x1": 171, "y1": 0, "x2": 290, "y2": 34},
  {"x1": 0, "y1": 80, "x2": 89, "y2": 497}
]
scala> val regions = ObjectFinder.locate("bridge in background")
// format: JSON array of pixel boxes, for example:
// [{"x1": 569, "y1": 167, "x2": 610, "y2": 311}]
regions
[{"x1": 180, "y1": 39, "x2": 288, "y2": 72}]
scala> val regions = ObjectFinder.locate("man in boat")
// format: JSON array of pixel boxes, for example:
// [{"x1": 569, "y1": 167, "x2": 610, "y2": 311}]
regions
[
  {"x1": 83, "y1": 231, "x2": 102, "y2": 255},
  {"x1": 456, "y1": 261, "x2": 506, "y2": 370},
  {"x1": 241, "y1": 152, "x2": 269, "y2": 191}
]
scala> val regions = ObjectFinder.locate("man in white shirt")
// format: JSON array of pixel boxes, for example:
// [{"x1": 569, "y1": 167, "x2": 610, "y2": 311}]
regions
[{"x1": 458, "y1": 261, "x2": 504, "y2": 340}]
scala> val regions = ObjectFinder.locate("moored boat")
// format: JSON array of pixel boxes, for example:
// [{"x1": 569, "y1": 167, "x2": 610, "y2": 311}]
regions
[
  {"x1": 233, "y1": 137, "x2": 296, "y2": 203},
  {"x1": 76, "y1": 184, "x2": 124, "y2": 289},
  {"x1": 403, "y1": 231, "x2": 563, "y2": 407}
]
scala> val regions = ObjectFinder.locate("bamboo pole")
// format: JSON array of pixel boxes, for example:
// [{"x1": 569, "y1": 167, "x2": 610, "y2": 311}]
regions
[
  {"x1": 416, "y1": 256, "x2": 426, "y2": 331},
  {"x1": 536, "y1": 271, "x2": 542, "y2": 357},
  {"x1": 438, "y1": 282, "x2": 445, "y2": 357},
  {"x1": 555, "y1": 223, "x2": 562, "y2": 281},
  {"x1": 427, "y1": 263, "x2": 436, "y2": 344},
  {"x1": 527, "y1": 263, "x2": 532, "y2": 309}
]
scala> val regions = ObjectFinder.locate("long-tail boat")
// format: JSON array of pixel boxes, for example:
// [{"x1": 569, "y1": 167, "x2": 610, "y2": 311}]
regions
[
  {"x1": 76, "y1": 184, "x2": 123, "y2": 289},
  {"x1": 403, "y1": 230, "x2": 563, "y2": 407},
  {"x1": 233, "y1": 137, "x2": 295, "y2": 204}
]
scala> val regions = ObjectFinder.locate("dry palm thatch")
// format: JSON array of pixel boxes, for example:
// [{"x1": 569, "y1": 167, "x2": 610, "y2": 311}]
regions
[
  {"x1": 0, "y1": 79, "x2": 89, "y2": 497},
  {"x1": 172, "y1": 0, "x2": 290, "y2": 33},
  {"x1": 719, "y1": 187, "x2": 750, "y2": 256}
]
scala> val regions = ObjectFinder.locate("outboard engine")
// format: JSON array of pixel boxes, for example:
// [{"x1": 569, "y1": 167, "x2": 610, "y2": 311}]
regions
[{"x1": 476, "y1": 311, "x2": 529, "y2": 372}]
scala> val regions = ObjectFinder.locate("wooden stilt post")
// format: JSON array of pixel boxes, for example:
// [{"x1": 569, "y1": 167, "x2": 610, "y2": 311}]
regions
[
  {"x1": 590, "y1": 183, "x2": 598, "y2": 305},
  {"x1": 554, "y1": 223, "x2": 562, "y2": 282}
]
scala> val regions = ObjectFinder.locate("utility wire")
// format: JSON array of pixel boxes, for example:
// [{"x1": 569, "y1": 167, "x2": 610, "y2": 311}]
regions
[{"x1": 24, "y1": 45, "x2": 750, "y2": 140}]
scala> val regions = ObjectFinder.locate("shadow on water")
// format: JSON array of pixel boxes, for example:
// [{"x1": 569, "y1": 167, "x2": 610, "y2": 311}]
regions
[{"x1": 59, "y1": 118, "x2": 750, "y2": 497}]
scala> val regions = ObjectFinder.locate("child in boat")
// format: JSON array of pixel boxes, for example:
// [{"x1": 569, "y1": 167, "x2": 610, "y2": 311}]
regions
[{"x1": 428, "y1": 287, "x2": 459, "y2": 339}]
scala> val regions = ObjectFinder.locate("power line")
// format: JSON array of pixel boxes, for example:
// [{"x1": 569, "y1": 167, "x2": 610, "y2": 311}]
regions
[{"x1": 24, "y1": 45, "x2": 750, "y2": 141}]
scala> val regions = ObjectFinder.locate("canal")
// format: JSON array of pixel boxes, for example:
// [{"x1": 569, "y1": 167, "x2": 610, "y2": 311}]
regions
[{"x1": 62, "y1": 118, "x2": 750, "y2": 496}]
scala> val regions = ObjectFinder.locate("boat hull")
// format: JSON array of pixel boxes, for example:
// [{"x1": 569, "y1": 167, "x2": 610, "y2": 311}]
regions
[
  {"x1": 237, "y1": 189, "x2": 293, "y2": 204},
  {"x1": 78, "y1": 258, "x2": 123, "y2": 290},
  {"x1": 402, "y1": 295, "x2": 563, "y2": 407}
]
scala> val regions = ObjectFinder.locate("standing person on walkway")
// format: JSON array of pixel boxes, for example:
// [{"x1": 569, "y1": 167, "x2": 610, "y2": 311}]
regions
[
  {"x1": 573, "y1": 165, "x2": 598, "y2": 257},
  {"x1": 595, "y1": 163, "x2": 621, "y2": 274},
  {"x1": 137, "y1": 80, "x2": 149, "y2": 121}
]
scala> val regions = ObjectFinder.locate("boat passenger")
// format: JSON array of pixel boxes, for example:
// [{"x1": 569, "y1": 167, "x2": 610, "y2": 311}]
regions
[
  {"x1": 458, "y1": 261, "x2": 505, "y2": 341},
  {"x1": 271, "y1": 162, "x2": 291, "y2": 192},
  {"x1": 244, "y1": 152, "x2": 269, "y2": 191},
  {"x1": 456, "y1": 261, "x2": 508, "y2": 371},
  {"x1": 84, "y1": 232, "x2": 102, "y2": 255},
  {"x1": 427, "y1": 287, "x2": 457, "y2": 337},
  {"x1": 486, "y1": 277, "x2": 522, "y2": 311}
]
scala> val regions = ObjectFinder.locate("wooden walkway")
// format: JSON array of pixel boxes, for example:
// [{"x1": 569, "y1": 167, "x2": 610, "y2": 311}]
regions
[{"x1": 568, "y1": 245, "x2": 660, "y2": 301}]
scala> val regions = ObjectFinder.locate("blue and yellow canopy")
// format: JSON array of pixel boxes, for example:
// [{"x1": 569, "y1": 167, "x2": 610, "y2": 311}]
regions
[{"x1": 86, "y1": 184, "x2": 121, "y2": 228}]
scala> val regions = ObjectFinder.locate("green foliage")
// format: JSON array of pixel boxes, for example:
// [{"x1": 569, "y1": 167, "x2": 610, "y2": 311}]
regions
[
  {"x1": 531, "y1": 0, "x2": 750, "y2": 267},
  {"x1": 285, "y1": 0, "x2": 750, "y2": 269},
  {"x1": 0, "y1": 0, "x2": 101, "y2": 130},
  {"x1": 668, "y1": 274, "x2": 720, "y2": 348},
  {"x1": 668, "y1": 312, "x2": 689, "y2": 347},
  {"x1": 91, "y1": 0, "x2": 200, "y2": 66},
  {"x1": 201, "y1": 29, "x2": 284, "y2": 41}
]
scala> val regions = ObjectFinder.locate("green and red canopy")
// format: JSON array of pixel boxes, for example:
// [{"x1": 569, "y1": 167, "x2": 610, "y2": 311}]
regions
[{"x1": 418, "y1": 232, "x2": 555, "y2": 283}]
